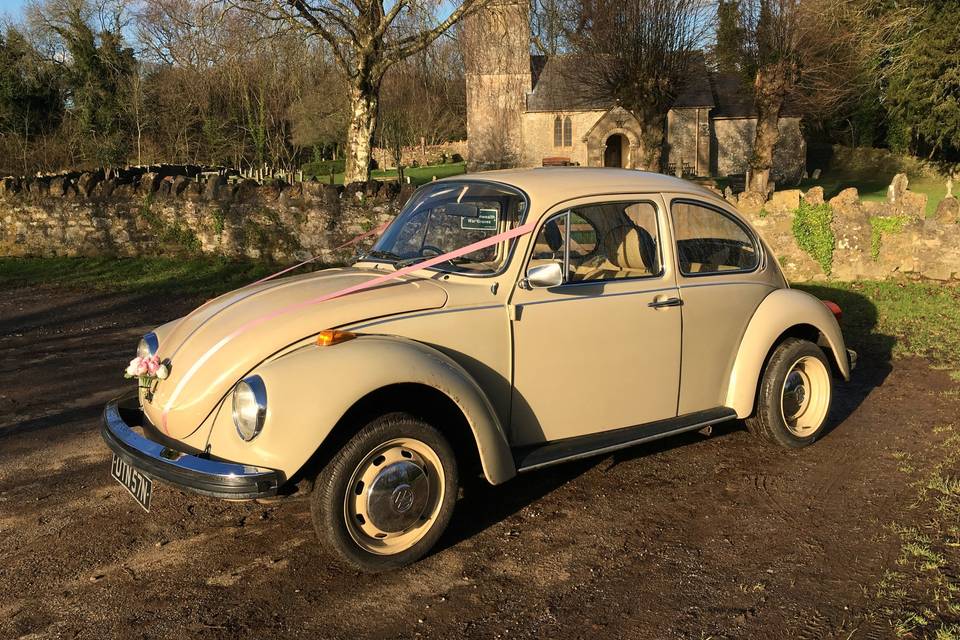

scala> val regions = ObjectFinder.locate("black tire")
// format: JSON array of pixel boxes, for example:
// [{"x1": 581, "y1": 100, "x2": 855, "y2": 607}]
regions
[
  {"x1": 310, "y1": 412, "x2": 458, "y2": 573},
  {"x1": 745, "y1": 338, "x2": 834, "y2": 448}
]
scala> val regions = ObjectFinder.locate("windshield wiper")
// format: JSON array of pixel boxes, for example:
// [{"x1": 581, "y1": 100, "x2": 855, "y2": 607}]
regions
[
  {"x1": 395, "y1": 255, "x2": 452, "y2": 269},
  {"x1": 355, "y1": 249, "x2": 403, "y2": 264},
  {"x1": 395, "y1": 255, "x2": 481, "y2": 270}
]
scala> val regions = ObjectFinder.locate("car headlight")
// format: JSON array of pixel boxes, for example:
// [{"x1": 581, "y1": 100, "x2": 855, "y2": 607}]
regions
[
  {"x1": 232, "y1": 375, "x2": 267, "y2": 441},
  {"x1": 137, "y1": 332, "x2": 159, "y2": 359}
]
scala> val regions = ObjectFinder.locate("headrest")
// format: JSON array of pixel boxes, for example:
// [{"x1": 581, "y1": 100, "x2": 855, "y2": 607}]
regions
[{"x1": 606, "y1": 226, "x2": 647, "y2": 271}]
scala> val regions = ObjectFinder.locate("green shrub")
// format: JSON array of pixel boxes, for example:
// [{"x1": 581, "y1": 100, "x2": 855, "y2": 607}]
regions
[
  {"x1": 870, "y1": 215, "x2": 908, "y2": 260},
  {"x1": 792, "y1": 201, "x2": 835, "y2": 275}
]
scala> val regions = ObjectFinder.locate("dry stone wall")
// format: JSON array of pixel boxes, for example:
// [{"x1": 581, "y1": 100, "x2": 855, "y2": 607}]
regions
[
  {"x1": 2, "y1": 167, "x2": 959, "y2": 282},
  {"x1": 733, "y1": 176, "x2": 960, "y2": 282},
  {"x1": 0, "y1": 168, "x2": 411, "y2": 264}
]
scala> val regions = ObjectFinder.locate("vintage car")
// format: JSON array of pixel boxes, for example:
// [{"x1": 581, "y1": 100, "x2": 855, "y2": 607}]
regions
[{"x1": 102, "y1": 168, "x2": 855, "y2": 572}]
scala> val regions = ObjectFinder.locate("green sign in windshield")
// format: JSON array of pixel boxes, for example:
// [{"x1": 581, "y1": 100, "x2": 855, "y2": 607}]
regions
[{"x1": 461, "y1": 208, "x2": 499, "y2": 231}]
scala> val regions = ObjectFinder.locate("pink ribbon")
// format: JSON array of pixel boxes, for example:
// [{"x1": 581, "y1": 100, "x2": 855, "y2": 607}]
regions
[
  {"x1": 249, "y1": 220, "x2": 393, "y2": 287},
  {"x1": 160, "y1": 220, "x2": 539, "y2": 431}
]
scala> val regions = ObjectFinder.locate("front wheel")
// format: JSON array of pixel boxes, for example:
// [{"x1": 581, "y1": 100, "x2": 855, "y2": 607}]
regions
[
  {"x1": 311, "y1": 413, "x2": 458, "y2": 572},
  {"x1": 746, "y1": 338, "x2": 834, "y2": 448}
]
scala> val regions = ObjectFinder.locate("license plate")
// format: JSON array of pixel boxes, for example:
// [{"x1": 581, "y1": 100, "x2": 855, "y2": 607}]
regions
[{"x1": 111, "y1": 454, "x2": 153, "y2": 512}]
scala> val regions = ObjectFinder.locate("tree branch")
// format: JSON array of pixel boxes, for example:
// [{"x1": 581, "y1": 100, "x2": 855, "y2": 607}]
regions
[{"x1": 382, "y1": 0, "x2": 484, "y2": 63}]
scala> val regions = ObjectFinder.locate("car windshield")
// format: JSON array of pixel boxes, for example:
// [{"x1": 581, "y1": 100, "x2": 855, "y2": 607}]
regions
[{"x1": 365, "y1": 181, "x2": 528, "y2": 275}]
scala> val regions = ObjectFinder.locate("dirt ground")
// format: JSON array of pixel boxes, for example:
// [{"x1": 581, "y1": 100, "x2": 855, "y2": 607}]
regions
[{"x1": 1, "y1": 285, "x2": 957, "y2": 640}]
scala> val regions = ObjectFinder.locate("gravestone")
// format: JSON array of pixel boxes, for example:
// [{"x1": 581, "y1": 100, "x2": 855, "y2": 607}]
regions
[
  {"x1": 887, "y1": 173, "x2": 909, "y2": 204},
  {"x1": 935, "y1": 197, "x2": 959, "y2": 225},
  {"x1": 804, "y1": 186, "x2": 825, "y2": 206}
]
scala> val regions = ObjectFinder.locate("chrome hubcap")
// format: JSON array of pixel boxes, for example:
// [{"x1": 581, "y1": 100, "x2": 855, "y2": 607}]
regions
[
  {"x1": 782, "y1": 369, "x2": 811, "y2": 420},
  {"x1": 344, "y1": 438, "x2": 444, "y2": 555},
  {"x1": 366, "y1": 460, "x2": 430, "y2": 533},
  {"x1": 780, "y1": 355, "x2": 831, "y2": 437}
]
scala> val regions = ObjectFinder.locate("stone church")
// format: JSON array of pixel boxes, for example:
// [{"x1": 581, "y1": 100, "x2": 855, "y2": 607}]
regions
[{"x1": 464, "y1": 0, "x2": 806, "y2": 182}]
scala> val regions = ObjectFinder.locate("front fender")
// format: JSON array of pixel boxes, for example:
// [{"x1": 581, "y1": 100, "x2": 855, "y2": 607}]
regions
[
  {"x1": 726, "y1": 288, "x2": 851, "y2": 418},
  {"x1": 205, "y1": 335, "x2": 516, "y2": 484}
]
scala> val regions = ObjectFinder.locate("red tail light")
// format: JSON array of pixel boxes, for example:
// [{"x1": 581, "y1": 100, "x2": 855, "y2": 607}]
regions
[{"x1": 822, "y1": 300, "x2": 842, "y2": 321}]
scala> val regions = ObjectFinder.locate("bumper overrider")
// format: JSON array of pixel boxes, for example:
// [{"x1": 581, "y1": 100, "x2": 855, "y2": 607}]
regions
[{"x1": 101, "y1": 392, "x2": 284, "y2": 500}]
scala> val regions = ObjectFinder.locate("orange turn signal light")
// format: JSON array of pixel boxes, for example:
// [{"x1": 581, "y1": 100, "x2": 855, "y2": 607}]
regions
[{"x1": 316, "y1": 329, "x2": 357, "y2": 347}]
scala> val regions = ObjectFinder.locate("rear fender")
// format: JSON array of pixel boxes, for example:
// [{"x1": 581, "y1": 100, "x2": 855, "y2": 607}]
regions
[{"x1": 726, "y1": 288, "x2": 850, "y2": 418}]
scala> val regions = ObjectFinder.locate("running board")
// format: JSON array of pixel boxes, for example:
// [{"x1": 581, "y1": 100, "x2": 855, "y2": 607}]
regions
[{"x1": 514, "y1": 407, "x2": 738, "y2": 473}]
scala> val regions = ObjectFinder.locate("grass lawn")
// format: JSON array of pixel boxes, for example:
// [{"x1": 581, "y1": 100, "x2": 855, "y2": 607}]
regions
[
  {"x1": 310, "y1": 161, "x2": 467, "y2": 187},
  {"x1": 795, "y1": 280, "x2": 960, "y2": 371},
  {"x1": 0, "y1": 257, "x2": 279, "y2": 297}
]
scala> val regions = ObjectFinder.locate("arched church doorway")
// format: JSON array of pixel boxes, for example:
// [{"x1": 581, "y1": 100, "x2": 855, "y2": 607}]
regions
[{"x1": 603, "y1": 134, "x2": 627, "y2": 167}]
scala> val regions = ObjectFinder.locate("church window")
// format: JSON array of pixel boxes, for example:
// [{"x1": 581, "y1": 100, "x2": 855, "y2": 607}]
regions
[
  {"x1": 553, "y1": 116, "x2": 563, "y2": 147},
  {"x1": 563, "y1": 117, "x2": 572, "y2": 147}
]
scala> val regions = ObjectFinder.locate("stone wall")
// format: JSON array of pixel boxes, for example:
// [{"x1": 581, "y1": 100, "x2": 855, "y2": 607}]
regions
[
  {"x1": 731, "y1": 177, "x2": 960, "y2": 282},
  {"x1": 520, "y1": 110, "x2": 606, "y2": 167},
  {"x1": 665, "y1": 108, "x2": 713, "y2": 177},
  {"x1": 2, "y1": 167, "x2": 959, "y2": 283},
  {"x1": 713, "y1": 116, "x2": 806, "y2": 183},
  {"x1": 372, "y1": 140, "x2": 467, "y2": 171},
  {"x1": 0, "y1": 169, "x2": 410, "y2": 263}
]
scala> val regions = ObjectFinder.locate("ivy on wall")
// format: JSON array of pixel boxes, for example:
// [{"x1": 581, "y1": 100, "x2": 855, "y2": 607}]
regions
[
  {"x1": 870, "y1": 215, "x2": 907, "y2": 261},
  {"x1": 792, "y1": 201, "x2": 835, "y2": 276}
]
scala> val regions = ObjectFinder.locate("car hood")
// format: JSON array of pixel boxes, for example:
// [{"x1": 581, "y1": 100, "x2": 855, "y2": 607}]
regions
[{"x1": 143, "y1": 267, "x2": 447, "y2": 439}]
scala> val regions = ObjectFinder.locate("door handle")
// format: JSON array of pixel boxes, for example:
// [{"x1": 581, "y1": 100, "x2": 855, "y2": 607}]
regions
[{"x1": 649, "y1": 295, "x2": 683, "y2": 309}]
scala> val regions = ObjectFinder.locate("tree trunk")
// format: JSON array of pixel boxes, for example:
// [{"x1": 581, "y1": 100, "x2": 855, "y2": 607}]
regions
[
  {"x1": 633, "y1": 107, "x2": 666, "y2": 172},
  {"x1": 748, "y1": 65, "x2": 787, "y2": 194},
  {"x1": 344, "y1": 80, "x2": 380, "y2": 185},
  {"x1": 638, "y1": 118, "x2": 665, "y2": 173}
]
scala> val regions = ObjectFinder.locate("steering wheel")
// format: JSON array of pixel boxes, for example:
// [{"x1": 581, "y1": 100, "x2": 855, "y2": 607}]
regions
[{"x1": 420, "y1": 245, "x2": 444, "y2": 257}]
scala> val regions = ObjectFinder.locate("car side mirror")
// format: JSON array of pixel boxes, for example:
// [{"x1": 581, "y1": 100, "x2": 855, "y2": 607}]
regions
[{"x1": 524, "y1": 262, "x2": 564, "y2": 289}]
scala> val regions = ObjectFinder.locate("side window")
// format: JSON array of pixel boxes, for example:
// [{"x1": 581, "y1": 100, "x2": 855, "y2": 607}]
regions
[
  {"x1": 529, "y1": 201, "x2": 661, "y2": 284},
  {"x1": 568, "y1": 211, "x2": 597, "y2": 259},
  {"x1": 529, "y1": 212, "x2": 568, "y2": 271},
  {"x1": 672, "y1": 200, "x2": 759, "y2": 275}
]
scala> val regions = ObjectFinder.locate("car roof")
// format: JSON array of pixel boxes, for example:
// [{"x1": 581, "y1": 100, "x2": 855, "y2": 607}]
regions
[{"x1": 437, "y1": 167, "x2": 726, "y2": 208}]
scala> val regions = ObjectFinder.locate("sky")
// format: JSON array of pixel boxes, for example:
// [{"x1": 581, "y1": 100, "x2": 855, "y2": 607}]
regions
[{"x1": 0, "y1": 0, "x2": 26, "y2": 20}]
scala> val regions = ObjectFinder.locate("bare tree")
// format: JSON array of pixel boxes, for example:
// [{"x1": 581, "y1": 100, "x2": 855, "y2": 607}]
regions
[
  {"x1": 727, "y1": 0, "x2": 909, "y2": 193},
  {"x1": 531, "y1": 0, "x2": 570, "y2": 54},
  {"x1": 565, "y1": 0, "x2": 711, "y2": 171},
  {"x1": 230, "y1": 0, "x2": 489, "y2": 184}
]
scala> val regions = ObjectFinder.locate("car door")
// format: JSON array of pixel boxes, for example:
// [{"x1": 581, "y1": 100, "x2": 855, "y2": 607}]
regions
[
  {"x1": 509, "y1": 195, "x2": 682, "y2": 446},
  {"x1": 668, "y1": 196, "x2": 778, "y2": 415}
]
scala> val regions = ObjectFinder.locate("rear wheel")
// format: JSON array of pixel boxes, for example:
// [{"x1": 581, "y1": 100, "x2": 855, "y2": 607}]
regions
[
  {"x1": 746, "y1": 338, "x2": 833, "y2": 448},
  {"x1": 311, "y1": 413, "x2": 458, "y2": 572}
]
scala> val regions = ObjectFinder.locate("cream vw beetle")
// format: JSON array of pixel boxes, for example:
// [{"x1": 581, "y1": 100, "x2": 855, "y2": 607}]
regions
[{"x1": 102, "y1": 168, "x2": 855, "y2": 572}]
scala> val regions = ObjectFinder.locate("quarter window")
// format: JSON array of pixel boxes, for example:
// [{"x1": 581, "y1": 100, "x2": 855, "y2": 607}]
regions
[
  {"x1": 528, "y1": 201, "x2": 661, "y2": 283},
  {"x1": 672, "y1": 200, "x2": 759, "y2": 275}
]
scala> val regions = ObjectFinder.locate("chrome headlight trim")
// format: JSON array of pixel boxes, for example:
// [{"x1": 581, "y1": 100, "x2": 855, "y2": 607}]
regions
[
  {"x1": 138, "y1": 332, "x2": 159, "y2": 359},
  {"x1": 232, "y1": 375, "x2": 267, "y2": 442}
]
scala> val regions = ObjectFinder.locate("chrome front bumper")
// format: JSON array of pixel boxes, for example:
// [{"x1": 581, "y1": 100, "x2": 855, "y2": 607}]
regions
[
  {"x1": 100, "y1": 392, "x2": 283, "y2": 500},
  {"x1": 847, "y1": 348, "x2": 858, "y2": 371}
]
